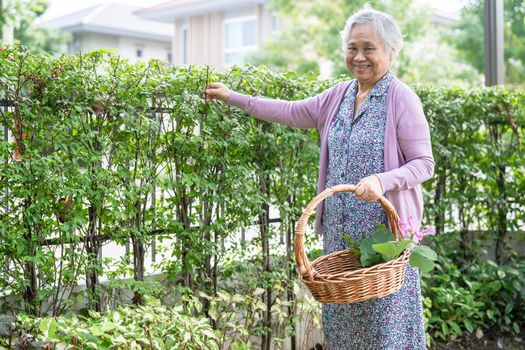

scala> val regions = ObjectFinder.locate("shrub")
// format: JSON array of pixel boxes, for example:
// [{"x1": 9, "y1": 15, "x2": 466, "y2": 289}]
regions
[
  {"x1": 8, "y1": 297, "x2": 220, "y2": 349},
  {"x1": 422, "y1": 232, "x2": 525, "y2": 345}
]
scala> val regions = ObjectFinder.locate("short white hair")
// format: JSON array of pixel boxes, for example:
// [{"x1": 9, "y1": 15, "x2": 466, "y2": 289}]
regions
[{"x1": 340, "y1": 6, "x2": 403, "y2": 55}]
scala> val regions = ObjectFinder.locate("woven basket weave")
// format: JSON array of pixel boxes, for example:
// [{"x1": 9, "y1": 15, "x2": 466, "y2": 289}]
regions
[{"x1": 294, "y1": 184, "x2": 410, "y2": 304}]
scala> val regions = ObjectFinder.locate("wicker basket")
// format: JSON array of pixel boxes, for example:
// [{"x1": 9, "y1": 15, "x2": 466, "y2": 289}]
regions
[{"x1": 294, "y1": 184, "x2": 410, "y2": 304}]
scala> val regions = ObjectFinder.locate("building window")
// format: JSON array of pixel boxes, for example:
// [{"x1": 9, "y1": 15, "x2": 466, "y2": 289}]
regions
[
  {"x1": 136, "y1": 48, "x2": 143, "y2": 59},
  {"x1": 223, "y1": 16, "x2": 256, "y2": 67},
  {"x1": 167, "y1": 52, "x2": 173, "y2": 64},
  {"x1": 271, "y1": 14, "x2": 280, "y2": 32}
]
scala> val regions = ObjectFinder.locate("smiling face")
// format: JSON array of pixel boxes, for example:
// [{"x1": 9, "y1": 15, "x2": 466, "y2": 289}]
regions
[{"x1": 345, "y1": 22, "x2": 393, "y2": 88}]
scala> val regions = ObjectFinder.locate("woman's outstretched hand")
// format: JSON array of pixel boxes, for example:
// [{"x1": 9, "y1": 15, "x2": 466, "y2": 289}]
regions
[
  {"x1": 205, "y1": 82, "x2": 231, "y2": 102},
  {"x1": 355, "y1": 175, "x2": 384, "y2": 203}
]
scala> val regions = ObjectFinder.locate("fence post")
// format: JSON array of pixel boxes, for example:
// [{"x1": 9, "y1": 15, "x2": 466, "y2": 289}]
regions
[{"x1": 484, "y1": 0, "x2": 504, "y2": 86}]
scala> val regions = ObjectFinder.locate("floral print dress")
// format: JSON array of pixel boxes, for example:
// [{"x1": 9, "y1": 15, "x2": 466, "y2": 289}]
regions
[{"x1": 321, "y1": 72, "x2": 426, "y2": 350}]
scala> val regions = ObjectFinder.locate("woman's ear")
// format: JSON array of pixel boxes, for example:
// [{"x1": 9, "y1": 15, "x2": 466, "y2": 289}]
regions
[{"x1": 389, "y1": 49, "x2": 396, "y2": 62}]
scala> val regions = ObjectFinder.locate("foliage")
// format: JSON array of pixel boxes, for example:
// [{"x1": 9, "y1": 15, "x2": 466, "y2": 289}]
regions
[
  {"x1": 444, "y1": 0, "x2": 525, "y2": 85},
  {"x1": 417, "y1": 84, "x2": 525, "y2": 265},
  {"x1": 6, "y1": 297, "x2": 220, "y2": 349},
  {"x1": 0, "y1": 0, "x2": 71, "y2": 52},
  {"x1": 343, "y1": 224, "x2": 437, "y2": 272},
  {"x1": 397, "y1": 27, "x2": 482, "y2": 87},
  {"x1": 0, "y1": 45, "x2": 323, "y2": 347},
  {"x1": 422, "y1": 232, "x2": 525, "y2": 346},
  {"x1": 212, "y1": 240, "x2": 323, "y2": 347}
]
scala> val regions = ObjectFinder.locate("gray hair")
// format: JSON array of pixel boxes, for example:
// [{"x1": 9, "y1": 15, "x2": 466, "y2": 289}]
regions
[{"x1": 340, "y1": 6, "x2": 403, "y2": 55}]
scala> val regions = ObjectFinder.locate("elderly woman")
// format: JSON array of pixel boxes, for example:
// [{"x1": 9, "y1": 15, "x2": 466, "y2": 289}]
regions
[{"x1": 206, "y1": 6, "x2": 433, "y2": 350}]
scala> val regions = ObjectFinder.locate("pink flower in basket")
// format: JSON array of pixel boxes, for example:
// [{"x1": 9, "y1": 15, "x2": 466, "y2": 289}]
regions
[{"x1": 398, "y1": 216, "x2": 436, "y2": 244}]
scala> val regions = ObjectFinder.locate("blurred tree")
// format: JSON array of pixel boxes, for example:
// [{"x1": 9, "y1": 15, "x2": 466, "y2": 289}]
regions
[
  {"x1": 0, "y1": 0, "x2": 70, "y2": 52},
  {"x1": 254, "y1": 0, "x2": 424, "y2": 77},
  {"x1": 251, "y1": 0, "x2": 481, "y2": 85},
  {"x1": 446, "y1": 0, "x2": 525, "y2": 85},
  {"x1": 398, "y1": 28, "x2": 482, "y2": 86}
]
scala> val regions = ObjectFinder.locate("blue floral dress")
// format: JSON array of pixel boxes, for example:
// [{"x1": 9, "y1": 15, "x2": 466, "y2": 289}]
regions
[{"x1": 321, "y1": 72, "x2": 426, "y2": 350}]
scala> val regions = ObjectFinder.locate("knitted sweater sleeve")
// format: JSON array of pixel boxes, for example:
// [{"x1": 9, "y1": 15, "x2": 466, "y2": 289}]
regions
[
  {"x1": 226, "y1": 85, "x2": 339, "y2": 129},
  {"x1": 376, "y1": 88, "x2": 435, "y2": 191}
]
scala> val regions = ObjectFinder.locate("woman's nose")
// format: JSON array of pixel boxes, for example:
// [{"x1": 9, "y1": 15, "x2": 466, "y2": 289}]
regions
[{"x1": 354, "y1": 51, "x2": 365, "y2": 61}]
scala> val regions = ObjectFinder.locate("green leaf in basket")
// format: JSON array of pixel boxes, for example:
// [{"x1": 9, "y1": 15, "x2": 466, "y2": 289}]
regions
[
  {"x1": 409, "y1": 250, "x2": 436, "y2": 272},
  {"x1": 359, "y1": 237, "x2": 375, "y2": 255},
  {"x1": 342, "y1": 233, "x2": 359, "y2": 249},
  {"x1": 372, "y1": 224, "x2": 394, "y2": 244},
  {"x1": 359, "y1": 237, "x2": 384, "y2": 266},
  {"x1": 372, "y1": 239, "x2": 411, "y2": 261},
  {"x1": 347, "y1": 248, "x2": 361, "y2": 256},
  {"x1": 360, "y1": 251, "x2": 383, "y2": 267},
  {"x1": 412, "y1": 245, "x2": 438, "y2": 261}
]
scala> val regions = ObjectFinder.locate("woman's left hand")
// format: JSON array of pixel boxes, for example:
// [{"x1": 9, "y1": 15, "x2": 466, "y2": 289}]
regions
[{"x1": 355, "y1": 175, "x2": 384, "y2": 203}]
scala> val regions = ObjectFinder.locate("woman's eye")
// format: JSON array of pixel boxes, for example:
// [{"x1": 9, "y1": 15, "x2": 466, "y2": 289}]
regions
[
  {"x1": 365, "y1": 47, "x2": 375, "y2": 51},
  {"x1": 347, "y1": 47, "x2": 357, "y2": 52}
]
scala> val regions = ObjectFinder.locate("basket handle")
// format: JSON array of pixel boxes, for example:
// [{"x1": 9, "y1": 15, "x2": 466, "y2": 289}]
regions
[{"x1": 294, "y1": 184, "x2": 401, "y2": 281}]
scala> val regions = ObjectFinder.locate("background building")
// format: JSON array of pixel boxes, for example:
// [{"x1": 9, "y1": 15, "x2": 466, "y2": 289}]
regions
[
  {"x1": 136, "y1": 0, "x2": 278, "y2": 68},
  {"x1": 42, "y1": 2, "x2": 173, "y2": 63}
]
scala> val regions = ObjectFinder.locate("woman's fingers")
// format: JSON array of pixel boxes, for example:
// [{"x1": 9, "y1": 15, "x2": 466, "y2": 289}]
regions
[
  {"x1": 206, "y1": 82, "x2": 221, "y2": 89},
  {"x1": 355, "y1": 175, "x2": 383, "y2": 203},
  {"x1": 204, "y1": 82, "x2": 230, "y2": 102},
  {"x1": 356, "y1": 186, "x2": 374, "y2": 203}
]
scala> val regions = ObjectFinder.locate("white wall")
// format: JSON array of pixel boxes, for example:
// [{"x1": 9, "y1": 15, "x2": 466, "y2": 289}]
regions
[
  {"x1": 70, "y1": 32, "x2": 171, "y2": 63},
  {"x1": 118, "y1": 36, "x2": 172, "y2": 63},
  {"x1": 76, "y1": 33, "x2": 119, "y2": 53},
  {"x1": 223, "y1": 5, "x2": 257, "y2": 19}
]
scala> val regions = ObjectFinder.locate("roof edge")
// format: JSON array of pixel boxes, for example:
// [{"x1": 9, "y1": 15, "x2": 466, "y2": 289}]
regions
[{"x1": 64, "y1": 24, "x2": 172, "y2": 43}]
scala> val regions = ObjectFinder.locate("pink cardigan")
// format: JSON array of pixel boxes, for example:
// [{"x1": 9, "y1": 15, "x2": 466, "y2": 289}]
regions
[{"x1": 227, "y1": 77, "x2": 435, "y2": 234}]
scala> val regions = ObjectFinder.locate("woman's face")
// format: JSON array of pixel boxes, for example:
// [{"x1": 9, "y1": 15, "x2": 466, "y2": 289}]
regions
[{"x1": 345, "y1": 22, "x2": 393, "y2": 87}]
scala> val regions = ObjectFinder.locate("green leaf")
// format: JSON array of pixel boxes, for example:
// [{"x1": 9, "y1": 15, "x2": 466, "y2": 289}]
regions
[
  {"x1": 512, "y1": 322, "x2": 520, "y2": 334},
  {"x1": 412, "y1": 245, "x2": 438, "y2": 261},
  {"x1": 89, "y1": 325, "x2": 104, "y2": 336},
  {"x1": 441, "y1": 321, "x2": 449, "y2": 336},
  {"x1": 39, "y1": 318, "x2": 57, "y2": 339},
  {"x1": 348, "y1": 248, "x2": 361, "y2": 256},
  {"x1": 359, "y1": 237, "x2": 375, "y2": 255},
  {"x1": 487, "y1": 309, "x2": 495, "y2": 320},
  {"x1": 464, "y1": 319, "x2": 474, "y2": 333},
  {"x1": 100, "y1": 320, "x2": 116, "y2": 332},
  {"x1": 486, "y1": 280, "x2": 502, "y2": 292},
  {"x1": 372, "y1": 240, "x2": 411, "y2": 261},
  {"x1": 342, "y1": 233, "x2": 359, "y2": 249},
  {"x1": 360, "y1": 252, "x2": 383, "y2": 267},
  {"x1": 371, "y1": 224, "x2": 394, "y2": 244},
  {"x1": 208, "y1": 303, "x2": 218, "y2": 321},
  {"x1": 449, "y1": 321, "x2": 462, "y2": 335},
  {"x1": 409, "y1": 251, "x2": 435, "y2": 272}
]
